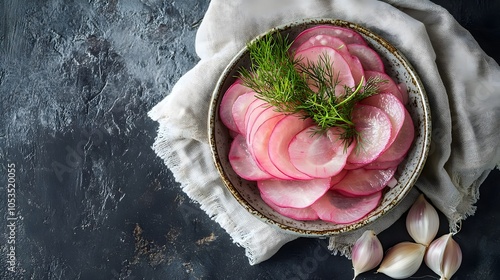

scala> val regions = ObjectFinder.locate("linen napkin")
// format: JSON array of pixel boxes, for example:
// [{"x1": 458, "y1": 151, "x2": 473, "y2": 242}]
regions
[{"x1": 149, "y1": 0, "x2": 500, "y2": 265}]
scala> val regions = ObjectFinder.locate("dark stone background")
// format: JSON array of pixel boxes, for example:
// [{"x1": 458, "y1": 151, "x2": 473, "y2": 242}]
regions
[{"x1": 0, "y1": 0, "x2": 499, "y2": 279}]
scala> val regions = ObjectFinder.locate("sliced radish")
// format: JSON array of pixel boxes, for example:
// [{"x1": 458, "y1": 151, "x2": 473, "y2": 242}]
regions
[
  {"x1": 294, "y1": 46, "x2": 354, "y2": 95},
  {"x1": 330, "y1": 167, "x2": 396, "y2": 196},
  {"x1": 364, "y1": 156, "x2": 404, "y2": 170},
  {"x1": 247, "y1": 106, "x2": 281, "y2": 147},
  {"x1": 339, "y1": 53, "x2": 365, "y2": 87},
  {"x1": 251, "y1": 115, "x2": 292, "y2": 179},
  {"x1": 330, "y1": 169, "x2": 348, "y2": 187},
  {"x1": 311, "y1": 190, "x2": 382, "y2": 224},
  {"x1": 220, "y1": 80, "x2": 253, "y2": 132},
  {"x1": 268, "y1": 115, "x2": 315, "y2": 180},
  {"x1": 294, "y1": 34, "x2": 349, "y2": 55},
  {"x1": 291, "y1": 25, "x2": 367, "y2": 53},
  {"x1": 347, "y1": 105, "x2": 392, "y2": 164},
  {"x1": 232, "y1": 92, "x2": 258, "y2": 134},
  {"x1": 228, "y1": 134, "x2": 273, "y2": 181},
  {"x1": 364, "y1": 71, "x2": 404, "y2": 102},
  {"x1": 261, "y1": 194, "x2": 319, "y2": 221},
  {"x1": 243, "y1": 98, "x2": 267, "y2": 136},
  {"x1": 348, "y1": 44, "x2": 385, "y2": 72},
  {"x1": 360, "y1": 93, "x2": 405, "y2": 149},
  {"x1": 289, "y1": 126, "x2": 354, "y2": 178},
  {"x1": 376, "y1": 108, "x2": 415, "y2": 162},
  {"x1": 296, "y1": 44, "x2": 364, "y2": 87},
  {"x1": 258, "y1": 177, "x2": 331, "y2": 208},
  {"x1": 343, "y1": 162, "x2": 366, "y2": 170}
]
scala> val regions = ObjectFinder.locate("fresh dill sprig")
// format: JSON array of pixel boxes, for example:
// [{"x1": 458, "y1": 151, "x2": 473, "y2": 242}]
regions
[
  {"x1": 239, "y1": 32, "x2": 386, "y2": 146},
  {"x1": 239, "y1": 32, "x2": 310, "y2": 113}
]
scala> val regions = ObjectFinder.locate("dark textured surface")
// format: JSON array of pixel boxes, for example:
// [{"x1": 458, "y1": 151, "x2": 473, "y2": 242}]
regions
[{"x1": 0, "y1": 1, "x2": 499, "y2": 279}]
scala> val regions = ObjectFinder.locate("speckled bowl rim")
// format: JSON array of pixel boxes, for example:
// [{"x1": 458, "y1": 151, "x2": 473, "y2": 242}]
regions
[{"x1": 208, "y1": 18, "x2": 431, "y2": 237}]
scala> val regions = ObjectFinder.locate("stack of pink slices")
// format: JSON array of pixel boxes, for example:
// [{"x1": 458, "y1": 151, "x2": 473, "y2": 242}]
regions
[{"x1": 219, "y1": 25, "x2": 415, "y2": 224}]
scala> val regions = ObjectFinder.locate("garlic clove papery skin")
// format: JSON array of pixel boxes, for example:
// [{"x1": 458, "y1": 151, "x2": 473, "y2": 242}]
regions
[
  {"x1": 425, "y1": 233, "x2": 462, "y2": 280},
  {"x1": 406, "y1": 194, "x2": 439, "y2": 246},
  {"x1": 376, "y1": 242, "x2": 426, "y2": 279},
  {"x1": 351, "y1": 230, "x2": 383, "y2": 279}
]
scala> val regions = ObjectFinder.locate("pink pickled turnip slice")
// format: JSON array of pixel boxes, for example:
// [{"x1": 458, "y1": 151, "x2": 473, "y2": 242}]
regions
[
  {"x1": 295, "y1": 34, "x2": 349, "y2": 55},
  {"x1": 261, "y1": 194, "x2": 319, "y2": 221},
  {"x1": 296, "y1": 43, "x2": 364, "y2": 87},
  {"x1": 289, "y1": 126, "x2": 354, "y2": 178},
  {"x1": 232, "y1": 92, "x2": 258, "y2": 134},
  {"x1": 291, "y1": 25, "x2": 367, "y2": 53},
  {"x1": 251, "y1": 114, "x2": 292, "y2": 180},
  {"x1": 364, "y1": 71, "x2": 404, "y2": 102},
  {"x1": 377, "y1": 108, "x2": 415, "y2": 162},
  {"x1": 361, "y1": 93, "x2": 405, "y2": 149},
  {"x1": 220, "y1": 80, "x2": 253, "y2": 132},
  {"x1": 228, "y1": 134, "x2": 273, "y2": 181},
  {"x1": 348, "y1": 44, "x2": 385, "y2": 72},
  {"x1": 311, "y1": 190, "x2": 382, "y2": 224},
  {"x1": 295, "y1": 46, "x2": 354, "y2": 95},
  {"x1": 330, "y1": 169, "x2": 348, "y2": 187},
  {"x1": 364, "y1": 156, "x2": 404, "y2": 170},
  {"x1": 268, "y1": 115, "x2": 315, "y2": 180},
  {"x1": 258, "y1": 177, "x2": 331, "y2": 208},
  {"x1": 330, "y1": 167, "x2": 396, "y2": 196},
  {"x1": 247, "y1": 106, "x2": 283, "y2": 148},
  {"x1": 343, "y1": 54, "x2": 365, "y2": 87},
  {"x1": 242, "y1": 98, "x2": 267, "y2": 136},
  {"x1": 347, "y1": 104, "x2": 392, "y2": 164},
  {"x1": 343, "y1": 162, "x2": 366, "y2": 170}
]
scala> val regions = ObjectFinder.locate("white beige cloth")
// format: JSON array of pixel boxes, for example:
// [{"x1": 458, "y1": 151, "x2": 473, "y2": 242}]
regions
[{"x1": 149, "y1": 0, "x2": 500, "y2": 265}]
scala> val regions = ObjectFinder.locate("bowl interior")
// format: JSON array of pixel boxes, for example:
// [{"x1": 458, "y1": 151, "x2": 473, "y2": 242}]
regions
[{"x1": 208, "y1": 19, "x2": 431, "y2": 237}]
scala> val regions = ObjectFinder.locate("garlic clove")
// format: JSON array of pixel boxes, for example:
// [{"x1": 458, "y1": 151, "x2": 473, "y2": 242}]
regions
[
  {"x1": 425, "y1": 233, "x2": 462, "y2": 280},
  {"x1": 376, "y1": 242, "x2": 426, "y2": 279},
  {"x1": 352, "y1": 230, "x2": 383, "y2": 279},
  {"x1": 406, "y1": 194, "x2": 439, "y2": 246}
]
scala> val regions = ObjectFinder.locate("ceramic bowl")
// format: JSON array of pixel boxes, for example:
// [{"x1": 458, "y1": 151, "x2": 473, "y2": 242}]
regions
[{"x1": 208, "y1": 19, "x2": 431, "y2": 237}]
